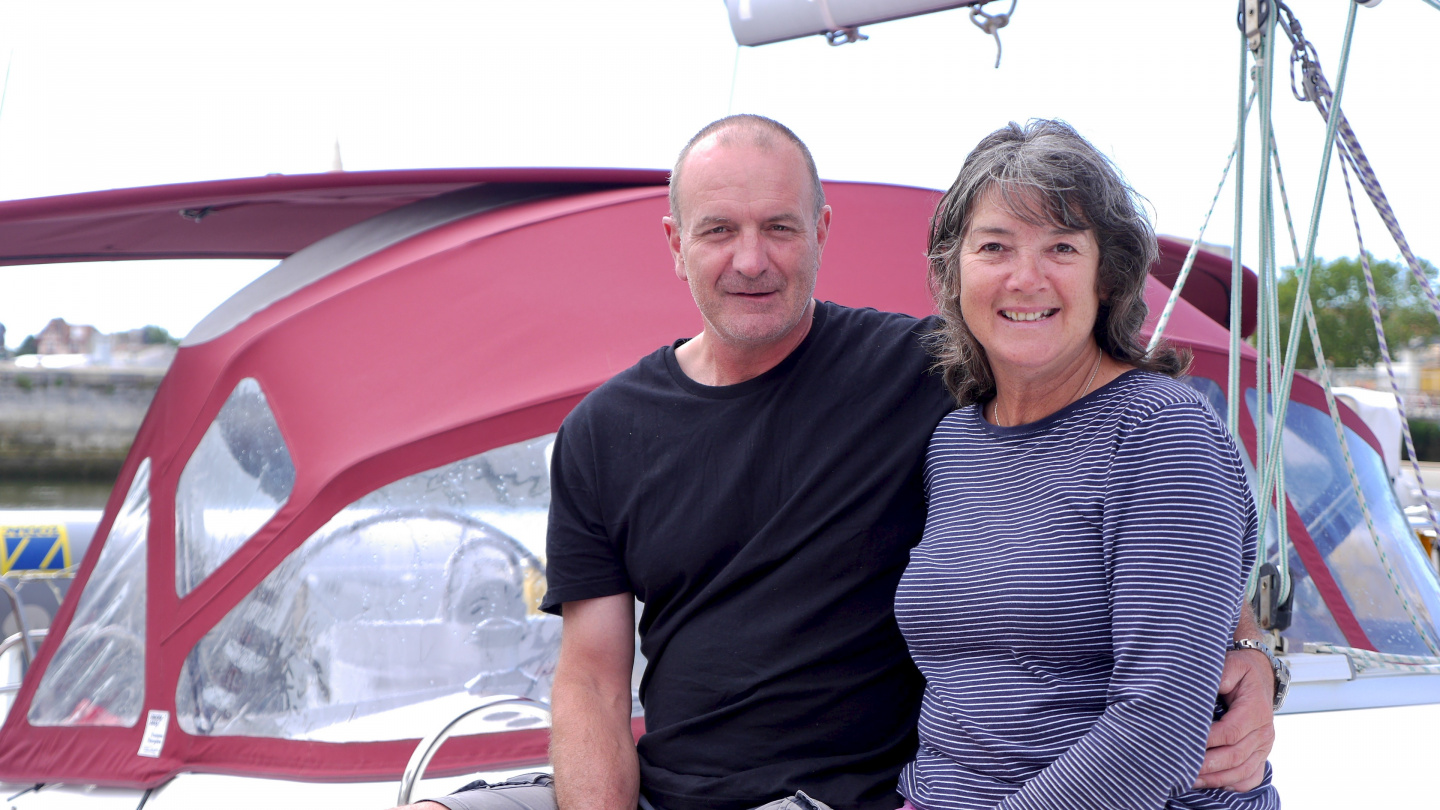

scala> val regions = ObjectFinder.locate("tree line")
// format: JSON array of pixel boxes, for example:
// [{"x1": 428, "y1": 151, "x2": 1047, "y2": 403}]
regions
[{"x1": 1276, "y1": 255, "x2": 1440, "y2": 369}]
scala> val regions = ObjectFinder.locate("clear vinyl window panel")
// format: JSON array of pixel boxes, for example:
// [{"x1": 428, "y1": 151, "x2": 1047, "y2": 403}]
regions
[
  {"x1": 1246, "y1": 388, "x2": 1440, "y2": 653},
  {"x1": 176, "y1": 435, "x2": 560, "y2": 742},
  {"x1": 175, "y1": 377, "x2": 295, "y2": 597},
  {"x1": 29, "y1": 459, "x2": 151, "y2": 727},
  {"x1": 1180, "y1": 376, "x2": 1347, "y2": 645}
]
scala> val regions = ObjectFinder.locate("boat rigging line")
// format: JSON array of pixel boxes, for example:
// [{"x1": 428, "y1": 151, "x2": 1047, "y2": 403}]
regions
[
  {"x1": 968, "y1": 0, "x2": 1016, "y2": 68},
  {"x1": 1270, "y1": 137, "x2": 1440, "y2": 655},
  {"x1": 1243, "y1": 0, "x2": 1356, "y2": 613},
  {"x1": 1145, "y1": 88, "x2": 1258, "y2": 354},
  {"x1": 1306, "y1": 641, "x2": 1440, "y2": 673},
  {"x1": 1154, "y1": 0, "x2": 1440, "y2": 658},
  {"x1": 1267, "y1": 0, "x2": 1440, "y2": 657},
  {"x1": 1337, "y1": 155, "x2": 1440, "y2": 563}
]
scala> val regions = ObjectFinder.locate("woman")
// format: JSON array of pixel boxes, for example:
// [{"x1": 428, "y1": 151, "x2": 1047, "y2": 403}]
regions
[{"x1": 894, "y1": 120, "x2": 1279, "y2": 810}]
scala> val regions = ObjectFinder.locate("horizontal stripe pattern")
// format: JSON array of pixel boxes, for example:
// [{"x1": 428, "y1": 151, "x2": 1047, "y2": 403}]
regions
[{"x1": 896, "y1": 371, "x2": 1278, "y2": 809}]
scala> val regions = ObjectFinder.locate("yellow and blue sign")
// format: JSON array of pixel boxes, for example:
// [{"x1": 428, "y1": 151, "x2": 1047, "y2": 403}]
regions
[{"x1": 2, "y1": 525, "x2": 72, "y2": 574}]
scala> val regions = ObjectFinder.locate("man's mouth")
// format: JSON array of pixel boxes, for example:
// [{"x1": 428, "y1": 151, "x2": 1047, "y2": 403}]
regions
[{"x1": 1001, "y1": 309, "x2": 1057, "y2": 322}]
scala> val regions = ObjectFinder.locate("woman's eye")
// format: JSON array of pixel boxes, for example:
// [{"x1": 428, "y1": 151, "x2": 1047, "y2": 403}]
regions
[
  {"x1": 1054, "y1": 243, "x2": 1075, "y2": 253},
  {"x1": 979, "y1": 242, "x2": 1003, "y2": 252}
]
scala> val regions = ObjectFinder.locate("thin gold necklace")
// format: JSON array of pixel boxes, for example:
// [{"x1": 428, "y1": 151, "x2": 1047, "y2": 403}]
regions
[{"x1": 992, "y1": 351, "x2": 1104, "y2": 428}]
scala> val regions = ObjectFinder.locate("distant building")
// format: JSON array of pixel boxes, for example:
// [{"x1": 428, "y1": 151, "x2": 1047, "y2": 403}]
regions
[
  {"x1": 111, "y1": 328, "x2": 149, "y2": 352},
  {"x1": 12, "y1": 318, "x2": 175, "y2": 370},
  {"x1": 35, "y1": 318, "x2": 99, "y2": 355}
]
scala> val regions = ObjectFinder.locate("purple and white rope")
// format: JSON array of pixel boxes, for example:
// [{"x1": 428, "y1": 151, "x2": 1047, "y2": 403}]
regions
[
  {"x1": 1307, "y1": 72, "x2": 1440, "y2": 332},
  {"x1": 1337, "y1": 154, "x2": 1440, "y2": 544},
  {"x1": 1273, "y1": 140, "x2": 1439, "y2": 656}
]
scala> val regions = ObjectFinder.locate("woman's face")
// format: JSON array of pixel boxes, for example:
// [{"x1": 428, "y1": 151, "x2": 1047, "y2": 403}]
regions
[{"x1": 958, "y1": 189, "x2": 1104, "y2": 388}]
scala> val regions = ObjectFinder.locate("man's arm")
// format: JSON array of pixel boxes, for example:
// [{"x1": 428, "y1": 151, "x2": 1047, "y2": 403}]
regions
[
  {"x1": 551, "y1": 594, "x2": 640, "y2": 810},
  {"x1": 1194, "y1": 603, "x2": 1276, "y2": 791}
]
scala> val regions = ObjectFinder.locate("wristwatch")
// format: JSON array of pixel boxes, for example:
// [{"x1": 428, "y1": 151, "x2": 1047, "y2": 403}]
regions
[{"x1": 1229, "y1": 638, "x2": 1290, "y2": 711}]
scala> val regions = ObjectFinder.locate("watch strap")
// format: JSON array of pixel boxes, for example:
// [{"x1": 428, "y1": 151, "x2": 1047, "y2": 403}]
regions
[{"x1": 1229, "y1": 638, "x2": 1290, "y2": 711}]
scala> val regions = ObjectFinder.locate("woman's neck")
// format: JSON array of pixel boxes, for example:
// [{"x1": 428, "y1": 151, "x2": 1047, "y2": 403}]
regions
[{"x1": 987, "y1": 351, "x2": 1132, "y2": 427}]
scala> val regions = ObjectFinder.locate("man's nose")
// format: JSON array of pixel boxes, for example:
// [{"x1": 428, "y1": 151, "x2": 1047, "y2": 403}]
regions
[{"x1": 732, "y1": 229, "x2": 767, "y2": 277}]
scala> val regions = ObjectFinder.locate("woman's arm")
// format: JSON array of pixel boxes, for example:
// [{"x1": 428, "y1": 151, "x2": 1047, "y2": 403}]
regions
[{"x1": 998, "y1": 403, "x2": 1256, "y2": 810}]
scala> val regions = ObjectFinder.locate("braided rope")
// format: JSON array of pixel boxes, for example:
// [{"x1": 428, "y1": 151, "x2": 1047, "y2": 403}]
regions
[
  {"x1": 1227, "y1": 32, "x2": 1251, "y2": 439},
  {"x1": 1306, "y1": 49, "x2": 1440, "y2": 338},
  {"x1": 1337, "y1": 156, "x2": 1440, "y2": 544},
  {"x1": 1252, "y1": 0, "x2": 1358, "y2": 574},
  {"x1": 1147, "y1": 88, "x2": 1258, "y2": 353},
  {"x1": 1247, "y1": 16, "x2": 1282, "y2": 600},
  {"x1": 1265, "y1": 136, "x2": 1311, "y2": 597},
  {"x1": 1262, "y1": 84, "x2": 1292, "y2": 598},
  {"x1": 1271, "y1": 140, "x2": 1440, "y2": 656},
  {"x1": 1302, "y1": 294, "x2": 1439, "y2": 654},
  {"x1": 1305, "y1": 642, "x2": 1440, "y2": 673}
]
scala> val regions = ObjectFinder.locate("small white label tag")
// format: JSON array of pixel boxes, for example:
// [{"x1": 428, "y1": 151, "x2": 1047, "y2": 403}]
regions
[{"x1": 137, "y1": 709, "x2": 169, "y2": 758}]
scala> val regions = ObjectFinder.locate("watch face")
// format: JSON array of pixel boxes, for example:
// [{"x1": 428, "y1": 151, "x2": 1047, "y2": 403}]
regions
[{"x1": 1270, "y1": 656, "x2": 1290, "y2": 711}]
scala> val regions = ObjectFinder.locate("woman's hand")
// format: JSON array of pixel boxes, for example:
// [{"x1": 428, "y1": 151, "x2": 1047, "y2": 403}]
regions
[{"x1": 1194, "y1": 647, "x2": 1276, "y2": 790}]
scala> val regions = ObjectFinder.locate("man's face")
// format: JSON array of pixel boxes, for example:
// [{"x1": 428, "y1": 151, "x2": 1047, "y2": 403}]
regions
[{"x1": 664, "y1": 137, "x2": 830, "y2": 349}]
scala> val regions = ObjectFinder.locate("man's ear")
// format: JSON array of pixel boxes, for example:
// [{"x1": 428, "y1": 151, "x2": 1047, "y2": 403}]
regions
[
  {"x1": 663, "y1": 215, "x2": 686, "y2": 281},
  {"x1": 814, "y1": 205, "x2": 833, "y2": 255}
]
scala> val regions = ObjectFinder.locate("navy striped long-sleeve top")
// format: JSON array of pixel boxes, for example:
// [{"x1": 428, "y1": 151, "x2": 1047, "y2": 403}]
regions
[{"x1": 895, "y1": 371, "x2": 1279, "y2": 810}]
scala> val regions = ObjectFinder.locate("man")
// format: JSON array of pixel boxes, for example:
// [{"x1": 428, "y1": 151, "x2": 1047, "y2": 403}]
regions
[{"x1": 400, "y1": 115, "x2": 1276, "y2": 810}]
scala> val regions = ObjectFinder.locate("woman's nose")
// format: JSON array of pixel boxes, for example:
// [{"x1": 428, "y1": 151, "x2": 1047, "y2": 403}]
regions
[{"x1": 1005, "y1": 250, "x2": 1047, "y2": 291}]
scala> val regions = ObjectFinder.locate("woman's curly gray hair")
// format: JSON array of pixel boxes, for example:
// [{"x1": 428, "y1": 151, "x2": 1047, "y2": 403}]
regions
[{"x1": 927, "y1": 119, "x2": 1188, "y2": 405}]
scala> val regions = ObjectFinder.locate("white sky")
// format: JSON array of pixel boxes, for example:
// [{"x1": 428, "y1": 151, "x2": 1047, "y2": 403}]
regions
[{"x1": 0, "y1": 0, "x2": 1435, "y2": 348}]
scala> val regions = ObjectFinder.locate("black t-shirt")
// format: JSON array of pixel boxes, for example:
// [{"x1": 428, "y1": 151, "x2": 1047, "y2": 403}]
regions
[{"x1": 542, "y1": 301, "x2": 955, "y2": 810}]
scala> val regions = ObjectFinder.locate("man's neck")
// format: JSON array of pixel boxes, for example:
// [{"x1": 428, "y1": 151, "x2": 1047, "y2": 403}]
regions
[{"x1": 675, "y1": 300, "x2": 817, "y2": 386}]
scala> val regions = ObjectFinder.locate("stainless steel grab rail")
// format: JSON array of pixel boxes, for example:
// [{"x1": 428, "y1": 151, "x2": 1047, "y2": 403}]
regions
[
  {"x1": 0, "y1": 581, "x2": 36, "y2": 666},
  {"x1": 1, "y1": 629, "x2": 49, "y2": 695},
  {"x1": 396, "y1": 695, "x2": 552, "y2": 806}
]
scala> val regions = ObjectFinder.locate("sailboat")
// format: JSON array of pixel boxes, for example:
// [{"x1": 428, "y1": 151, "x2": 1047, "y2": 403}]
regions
[{"x1": 1, "y1": 1, "x2": 1437, "y2": 807}]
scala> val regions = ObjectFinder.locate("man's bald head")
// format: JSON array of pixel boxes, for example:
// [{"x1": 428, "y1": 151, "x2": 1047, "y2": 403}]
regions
[{"x1": 668, "y1": 115, "x2": 826, "y2": 230}]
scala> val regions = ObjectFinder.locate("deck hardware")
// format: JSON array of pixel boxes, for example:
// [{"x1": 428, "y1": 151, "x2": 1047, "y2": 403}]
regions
[
  {"x1": 824, "y1": 27, "x2": 867, "y2": 46},
  {"x1": 1238, "y1": 0, "x2": 1269, "y2": 54},
  {"x1": 178, "y1": 207, "x2": 214, "y2": 223},
  {"x1": 1251, "y1": 562, "x2": 1293, "y2": 631}
]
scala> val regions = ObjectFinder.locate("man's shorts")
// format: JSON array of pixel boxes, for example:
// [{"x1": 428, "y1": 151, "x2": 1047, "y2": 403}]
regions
[{"x1": 420, "y1": 772, "x2": 835, "y2": 810}]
